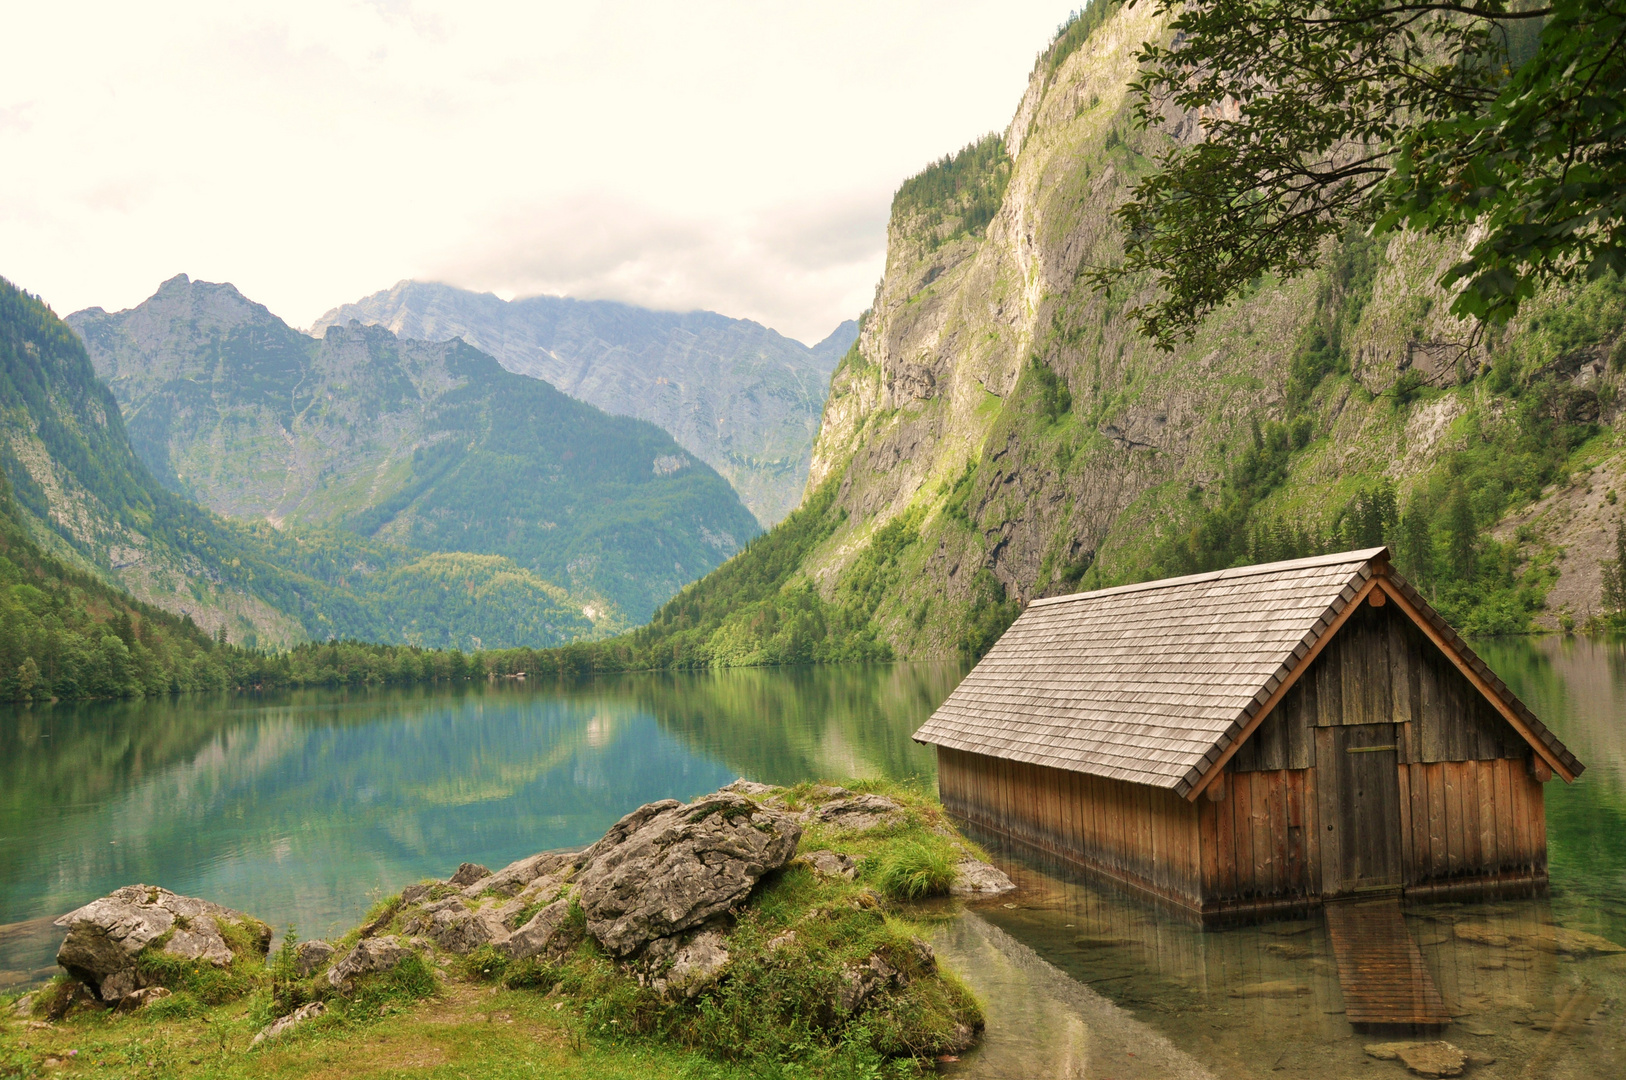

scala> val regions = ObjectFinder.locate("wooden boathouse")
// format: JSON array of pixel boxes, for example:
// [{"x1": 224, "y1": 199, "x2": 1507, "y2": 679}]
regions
[{"x1": 914, "y1": 548, "x2": 1584, "y2": 922}]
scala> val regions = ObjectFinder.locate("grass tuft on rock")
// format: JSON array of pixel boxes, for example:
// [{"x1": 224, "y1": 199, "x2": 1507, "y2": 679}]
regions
[{"x1": 866, "y1": 839, "x2": 959, "y2": 900}]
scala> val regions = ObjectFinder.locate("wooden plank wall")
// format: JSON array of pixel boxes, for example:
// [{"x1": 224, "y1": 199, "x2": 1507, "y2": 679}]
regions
[
  {"x1": 1232, "y1": 603, "x2": 1528, "y2": 772},
  {"x1": 1398, "y1": 758, "x2": 1547, "y2": 888},
  {"x1": 938, "y1": 747, "x2": 1203, "y2": 909},
  {"x1": 1197, "y1": 768, "x2": 1320, "y2": 906}
]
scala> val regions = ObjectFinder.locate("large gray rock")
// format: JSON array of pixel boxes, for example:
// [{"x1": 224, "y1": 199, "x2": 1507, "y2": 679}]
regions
[
  {"x1": 327, "y1": 935, "x2": 413, "y2": 991},
  {"x1": 502, "y1": 899, "x2": 578, "y2": 961},
  {"x1": 574, "y1": 793, "x2": 801, "y2": 956},
  {"x1": 54, "y1": 885, "x2": 270, "y2": 1001},
  {"x1": 252, "y1": 1001, "x2": 326, "y2": 1046},
  {"x1": 292, "y1": 940, "x2": 335, "y2": 977},
  {"x1": 814, "y1": 794, "x2": 905, "y2": 831}
]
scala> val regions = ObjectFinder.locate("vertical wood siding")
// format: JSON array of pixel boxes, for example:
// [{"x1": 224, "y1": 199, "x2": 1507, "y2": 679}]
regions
[
  {"x1": 938, "y1": 747, "x2": 1203, "y2": 909},
  {"x1": 938, "y1": 599, "x2": 1551, "y2": 912}
]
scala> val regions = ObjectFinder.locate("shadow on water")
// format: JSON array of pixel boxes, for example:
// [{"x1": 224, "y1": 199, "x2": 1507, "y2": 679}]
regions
[{"x1": 0, "y1": 662, "x2": 962, "y2": 988}]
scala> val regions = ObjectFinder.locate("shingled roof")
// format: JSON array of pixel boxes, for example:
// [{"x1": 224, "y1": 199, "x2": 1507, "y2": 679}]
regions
[{"x1": 913, "y1": 547, "x2": 1581, "y2": 798}]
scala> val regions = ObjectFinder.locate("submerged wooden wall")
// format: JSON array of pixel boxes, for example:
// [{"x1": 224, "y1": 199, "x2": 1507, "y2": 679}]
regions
[
  {"x1": 937, "y1": 747, "x2": 1202, "y2": 909},
  {"x1": 1399, "y1": 758, "x2": 1547, "y2": 892},
  {"x1": 1197, "y1": 769, "x2": 1320, "y2": 911}
]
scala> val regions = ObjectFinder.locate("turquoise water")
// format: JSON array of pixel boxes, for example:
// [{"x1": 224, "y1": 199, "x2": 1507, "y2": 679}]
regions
[
  {"x1": 0, "y1": 663, "x2": 959, "y2": 986},
  {"x1": 3, "y1": 639, "x2": 1622, "y2": 1077}
]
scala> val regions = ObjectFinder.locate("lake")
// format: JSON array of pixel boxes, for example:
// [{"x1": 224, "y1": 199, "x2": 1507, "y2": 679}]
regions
[{"x1": 3, "y1": 640, "x2": 1624, "y2": 1077}]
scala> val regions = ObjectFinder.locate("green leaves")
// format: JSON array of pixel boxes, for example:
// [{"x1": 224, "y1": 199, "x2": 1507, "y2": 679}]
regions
[{"x1": 1102, "y1": 0, "x2": 1626, "y2": 344}]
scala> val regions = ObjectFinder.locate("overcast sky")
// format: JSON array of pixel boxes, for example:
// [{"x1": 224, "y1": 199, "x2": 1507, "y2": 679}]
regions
[{"x1": 0, "y1": 1, "x2": 1075, "y2": 345}]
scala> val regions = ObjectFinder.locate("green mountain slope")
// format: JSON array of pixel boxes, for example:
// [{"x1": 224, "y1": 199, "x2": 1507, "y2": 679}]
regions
[
  {"x1": 313, "y1": 282, "x2": 857, "y2": 527},
  {"x1": 69, "y1": 276, "x2": 762, "y2": 623},
  {"x1": 514, "y1": 1, "x2": 1625, "y2": 672},
  {"x1": 1, "y1": 275, "x2": 599, "y2": 651}
]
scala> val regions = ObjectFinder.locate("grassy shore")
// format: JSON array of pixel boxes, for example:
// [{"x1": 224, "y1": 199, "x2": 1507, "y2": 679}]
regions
[{"x1": 2, "y1": 781, "x2": 988, "y2": 1080}]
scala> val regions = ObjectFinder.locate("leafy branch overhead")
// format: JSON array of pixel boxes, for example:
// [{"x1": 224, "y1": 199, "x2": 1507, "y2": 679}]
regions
[{"x1": 1099, "y1": 0, "x2": 1626, "y2": 346}]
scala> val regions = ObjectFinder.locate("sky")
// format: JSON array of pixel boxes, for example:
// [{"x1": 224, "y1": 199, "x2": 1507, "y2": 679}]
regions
[{"x1": 0, "y1": 1, "x2": 1076, "y2": 345}]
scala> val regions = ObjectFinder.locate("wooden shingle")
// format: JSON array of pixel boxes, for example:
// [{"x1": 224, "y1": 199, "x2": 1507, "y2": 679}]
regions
[{"x1": 913, "y1": 548, "x2": 1581, "y2": 795}]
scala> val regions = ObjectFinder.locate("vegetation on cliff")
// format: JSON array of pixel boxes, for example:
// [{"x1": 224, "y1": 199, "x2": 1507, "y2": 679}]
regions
[{"x1": 1111, "y1": 0, "x2": 1626, "y2": 343}]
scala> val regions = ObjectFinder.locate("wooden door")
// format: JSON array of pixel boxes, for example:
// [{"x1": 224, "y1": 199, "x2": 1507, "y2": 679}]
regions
[{"x1": 1318, "y1": 722, "x2": 1403, "y2": 894}]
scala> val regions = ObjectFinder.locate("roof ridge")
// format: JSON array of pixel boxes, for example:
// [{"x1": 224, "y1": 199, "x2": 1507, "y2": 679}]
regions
[{"x1": 1029, "y1": 547, "x2": 1390, "y2": 608}]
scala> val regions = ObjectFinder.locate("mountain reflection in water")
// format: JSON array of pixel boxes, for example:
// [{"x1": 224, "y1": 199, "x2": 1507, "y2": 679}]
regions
[{"x1": 2, "y1": 639, "x2": 1622, "y2": 1078}]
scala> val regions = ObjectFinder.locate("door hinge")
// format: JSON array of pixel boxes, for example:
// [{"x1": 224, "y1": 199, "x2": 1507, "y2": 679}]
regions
[{"x1": 1346, "y1": 745, "x2": 1397, "y2": 753}]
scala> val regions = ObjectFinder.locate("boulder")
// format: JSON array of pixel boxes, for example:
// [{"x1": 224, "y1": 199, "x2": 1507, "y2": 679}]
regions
[
  {"x1": 400, "y1": 883, "x2": 439, "y2": 906},
  {"x1": 800, "y1": 850, "x2": 858, "y2": 881},
  {"x1": 814, "y1": 794, "x2": 905, "y2": 832},
  {"x1": 839, "y1": 952, "x2": 900, "y2": 1012},
  {"x1": 10, "y1": 992, "x2": 34, "y2": 1018},
  {"x1": 448, "y1": 863, "x2": 491, "y2": 888},
  {"x1": 949, "y1": 859, "x2": 1015, "y2": 896},
  {"x1": 251, "y1": 1001, "x2": 326, "y2": 1046},
  {"x1": 1364, "y1": 1041, "x2": 1466, "y2": 1077},
  {"x1": 502, "y1": 899, "x2": 578, "y2": 961},
  {"x1": 574, "y1": 793, "x2": 801, "y2": 956},
  {"x1": 658, "y1": 930, "x2": 730, "y2": 999},
  {"x1": 53, "y1": 885, "x2": 269, "y2": 1001},
  {"x1": 470, "y1": 851, "x2": 576, "y2": 899},
  {"x1": 327, "y1": 935, "x2": 413, "y2": 991},
  {"x1": 722, "y1": 779, "x2": 775, "y2": 795},
  {"x1": 292, "y1": 940, "x2": 335, "y2": 977},
  {"x1": 114, "y1": 987, "x2": 170, "y2": 1013}
]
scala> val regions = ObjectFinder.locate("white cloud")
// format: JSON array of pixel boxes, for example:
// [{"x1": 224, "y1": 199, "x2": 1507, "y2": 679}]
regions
[{"x1": 0, "y1": 1, "x2": 1076, "y2": 344}]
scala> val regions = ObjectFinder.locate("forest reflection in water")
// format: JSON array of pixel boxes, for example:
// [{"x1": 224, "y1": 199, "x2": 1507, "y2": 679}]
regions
[{"x1": 0, "y1": 662, "x2": 960, "y2": 986}]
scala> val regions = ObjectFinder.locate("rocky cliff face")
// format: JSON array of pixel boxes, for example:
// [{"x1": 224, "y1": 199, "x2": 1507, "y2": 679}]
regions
[
  {"x1": 313, "y1": 282, "x2": 856, "y2": 528},
  {"x1": 784, "y1": 2, "x2": 1624, "y2": 652},
  {"x1": 70, "y1": 276, "x2": 762, "y2": 625}
]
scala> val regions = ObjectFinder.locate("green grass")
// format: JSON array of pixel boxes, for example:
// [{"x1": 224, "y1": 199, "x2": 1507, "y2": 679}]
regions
[{"x1": 2, "y1": 781, "x2": 986, "y2": 1080}]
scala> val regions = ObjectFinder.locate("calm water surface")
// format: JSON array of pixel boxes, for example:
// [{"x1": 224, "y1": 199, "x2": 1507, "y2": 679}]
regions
[
  {"x1": 3, "y1": 640, "x2": 1624, "y2": 1078},
  {"x1": 0, "y1": 663, "x2": 959, "y2": 984}
]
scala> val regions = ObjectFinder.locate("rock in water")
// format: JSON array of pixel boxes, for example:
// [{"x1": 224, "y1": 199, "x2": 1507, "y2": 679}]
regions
[
  {"x1": 53, "y1": 885, "x2": 270, "y2": 1001},
  {"x1": 949, "y1": 859, "x2": 1016, "y2": 896},
  {"x1": 574, "y1": 793, "x2": 801, "y2": 956},
  {"x1": 252, "y1": 1001, "x2": 326, "y2": 1046},
  {"x1": 1363, "y1": 1041, "x2": 1466, "y2": 1077}
]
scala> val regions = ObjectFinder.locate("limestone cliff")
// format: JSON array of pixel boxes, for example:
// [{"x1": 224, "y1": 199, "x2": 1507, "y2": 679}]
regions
[{"x1": 788, "y1": 2, "x2": 1624, "y2": 653}]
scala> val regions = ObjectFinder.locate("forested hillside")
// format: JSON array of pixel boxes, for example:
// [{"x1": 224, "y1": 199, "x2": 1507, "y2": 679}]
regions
[
  {"x1": 1, "y1": 276, "x2": 601, "y2": 651},
  {"x1": 500, "y1": 0, "x2": 1626, "y2": 674},
  {"x1": 314, "y1": 281, "x2": 856, "y2": 526},
  {"x1": 69, "y1": 275, "x2": 761, "y2": 625}
]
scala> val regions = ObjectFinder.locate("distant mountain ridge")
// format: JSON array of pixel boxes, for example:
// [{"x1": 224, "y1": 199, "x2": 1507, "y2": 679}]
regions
[
  {"x1": 313, "y1": 282, "x2": 857, "y2": 526},
  {"x1": 69, "y1": 275, "x2": 761, "y2": 628}
]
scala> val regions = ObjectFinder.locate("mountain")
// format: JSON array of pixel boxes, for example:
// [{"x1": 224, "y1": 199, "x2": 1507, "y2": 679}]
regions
[
  {"x1": 2, "y1": 274, "x2": 605, "y2": 651},
  {"x1": 69, "y1": 275, "x2": 761, "y2": 626},
  {"x1": 524, "y1": 1, "x2": 1625, "y2": 669},
  {"x1": 313, "y1": 283, "x2": 857, "y2": 527}
]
